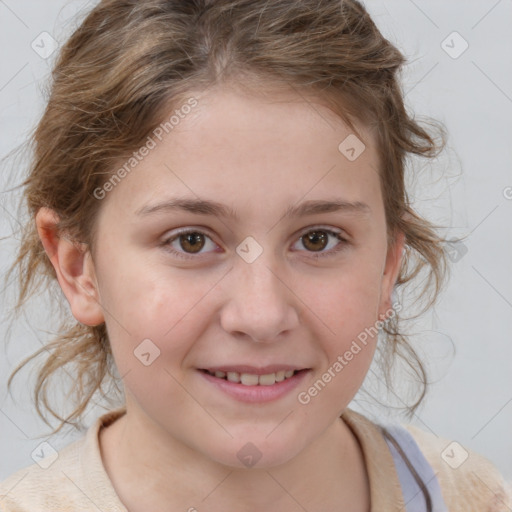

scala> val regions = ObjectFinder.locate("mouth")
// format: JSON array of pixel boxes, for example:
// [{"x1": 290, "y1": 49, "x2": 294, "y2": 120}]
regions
[
  {"x1": 198, "y1": 366, "x2": 311, "y2": 403},
  {"x1": 200, "y1": 368, "x2": 306, "y2": 386}
]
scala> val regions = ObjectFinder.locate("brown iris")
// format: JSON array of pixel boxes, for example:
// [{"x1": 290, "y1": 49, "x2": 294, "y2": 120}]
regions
[
  {"x1": 179, "y1": 232, "x2": 205, "y2": 253},
  {"x1": 302, "y1": 230, "x2": 328, "y2": 252}
]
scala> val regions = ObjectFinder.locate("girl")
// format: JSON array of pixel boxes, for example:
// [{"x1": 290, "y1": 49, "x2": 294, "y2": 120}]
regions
[{"x1": 1, "y1": 0, "x2": 510, "y2": 510}]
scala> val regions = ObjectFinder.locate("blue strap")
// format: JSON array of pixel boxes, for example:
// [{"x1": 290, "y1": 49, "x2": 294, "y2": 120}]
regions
[{"x1": 382, "y1": 424, "x2": 448, "y2": 512}]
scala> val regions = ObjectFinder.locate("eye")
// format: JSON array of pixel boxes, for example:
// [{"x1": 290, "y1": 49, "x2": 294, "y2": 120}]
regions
[
  {"x1": 161, "y1": 229, "x2": 219, "y2": 259},
  {"x1": 160, "y1": 226, "x2": 349, "y2": 261},
  {"x1": 291, "y1": 227, "x2": 349, "y2": 258}
]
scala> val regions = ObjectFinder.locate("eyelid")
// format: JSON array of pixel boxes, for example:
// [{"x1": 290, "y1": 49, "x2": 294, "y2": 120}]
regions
[{"x1": 295, "y1": 224, "x2": 348, "y2": 240}]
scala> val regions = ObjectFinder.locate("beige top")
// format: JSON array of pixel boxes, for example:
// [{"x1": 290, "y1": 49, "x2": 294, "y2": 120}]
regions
[{"x1": 0, "y1": 407, "x2": 510, "y2": 511}]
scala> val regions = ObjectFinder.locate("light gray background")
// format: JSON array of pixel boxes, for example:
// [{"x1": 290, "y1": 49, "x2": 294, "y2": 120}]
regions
[{"x1": 1, "y1": 0, "x2": 511, "y2": 483}]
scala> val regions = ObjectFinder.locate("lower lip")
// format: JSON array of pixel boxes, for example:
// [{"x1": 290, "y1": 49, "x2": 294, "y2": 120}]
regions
[{"x1": 198, "y1": 369, "x2": 311, "y2": 403}]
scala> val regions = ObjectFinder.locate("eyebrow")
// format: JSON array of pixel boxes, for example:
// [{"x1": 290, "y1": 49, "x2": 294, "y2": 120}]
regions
[
  {"x1": 136, "y1": 198, "x2": 239, "y2": 219},
  {"x1": 284, "y1": 198, "x2": 371, "y2": 219},
  {"x1": 135, "y1": 197, "x2": 371, "y2": 220}
]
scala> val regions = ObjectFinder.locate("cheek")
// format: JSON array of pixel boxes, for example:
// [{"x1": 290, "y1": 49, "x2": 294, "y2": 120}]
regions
[
  {"x1": 298, "y1": 257, "x2": 385, "y2": 396},
  {"x1": 97, "y1": 259, "x2": 223, "y2": 373},
  {"x1": 295, "y1": 273, "x2": 382, "y2": 413},
  {"x1": 306, "y1": 259, "x2": 385, "y2": 335}
]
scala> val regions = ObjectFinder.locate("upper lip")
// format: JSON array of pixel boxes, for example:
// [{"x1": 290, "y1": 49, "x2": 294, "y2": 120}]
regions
[{"x1": 201, "y1": 365, "x2": 309, "y2": 375}]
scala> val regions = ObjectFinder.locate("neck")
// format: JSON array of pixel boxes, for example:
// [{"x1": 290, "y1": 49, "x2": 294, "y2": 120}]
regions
[{"x1": 99, "y1": 406, "x2": 370, "y2": 512}]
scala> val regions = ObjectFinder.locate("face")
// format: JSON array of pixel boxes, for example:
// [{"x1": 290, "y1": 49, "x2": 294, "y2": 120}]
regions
[{"x1": 81, "y1": 86, "x2": 403, "y2": 468}]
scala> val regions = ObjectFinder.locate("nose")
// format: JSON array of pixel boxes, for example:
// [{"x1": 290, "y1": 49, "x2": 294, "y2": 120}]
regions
[{"x1": 219, "y1": 256, "x2": 300, "y2": 343}]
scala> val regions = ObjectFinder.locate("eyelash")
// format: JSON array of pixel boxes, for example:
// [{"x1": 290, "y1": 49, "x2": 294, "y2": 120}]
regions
[{"x1": 160, "y1": 226, "x2": 350, "y2": 261}]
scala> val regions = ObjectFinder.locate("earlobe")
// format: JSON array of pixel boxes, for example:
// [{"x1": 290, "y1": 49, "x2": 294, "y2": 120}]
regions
[{"x1": 35, "y1": 207, "x2": 105, "y2": 327}]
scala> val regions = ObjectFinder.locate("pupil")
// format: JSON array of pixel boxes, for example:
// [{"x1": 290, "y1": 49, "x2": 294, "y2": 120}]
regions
[
  {"x1": 304, "y1": 231, "x2": 327, "y2": 251},
  {"x1": 181, "y1": 233, "x2": 205, "y2": 253}
]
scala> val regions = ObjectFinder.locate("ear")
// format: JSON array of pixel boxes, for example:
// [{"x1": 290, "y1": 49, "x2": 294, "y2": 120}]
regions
[
  {"x1": 378, "y1": 228, "x2": 405, "y2": 321},
  {"x1": 35, "y1": 207, "x2": 105, "y2": 326}
]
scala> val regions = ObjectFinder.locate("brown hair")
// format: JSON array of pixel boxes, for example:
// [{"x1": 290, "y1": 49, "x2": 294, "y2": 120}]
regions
[{"x1": 6, "y1": 0, "x2": 449, "y2": 432}]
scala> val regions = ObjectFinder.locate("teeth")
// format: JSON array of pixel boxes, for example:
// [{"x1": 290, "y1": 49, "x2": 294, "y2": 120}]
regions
[
  {"x1": 258, "y1": 373, "x2": 276, "y2": 386},
  {"x1": 227, "y1": 372, "x2": 239, "y2": 382},
  {"x1": 240, "y1": 373, "x2": 259, "y2": 386},
  {"x1": 275, "y1": 370, "x2": 285, "y2": 382},
  {"x1": 207, "y1": 369, "x2": 298, "y2": 385}
]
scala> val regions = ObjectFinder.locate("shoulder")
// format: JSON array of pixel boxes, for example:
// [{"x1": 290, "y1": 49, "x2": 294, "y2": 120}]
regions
[
  {"x1": 0, "y1": 437, "x2": 83, "y2": 511},
  {"x1": 403, "y1": 423, "x2": 512, "y2": 512},
  {"x1": 0, "y1": 407, "x2": 126, "y2": 512}
]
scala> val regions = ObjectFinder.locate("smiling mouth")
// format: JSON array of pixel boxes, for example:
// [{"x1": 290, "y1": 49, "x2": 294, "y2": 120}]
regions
[{"x1": 201, "y1": 369, "x2": 307, "y2": 386}]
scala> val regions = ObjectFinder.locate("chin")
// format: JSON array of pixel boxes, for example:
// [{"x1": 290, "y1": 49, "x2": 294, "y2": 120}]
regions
[{"x1": 205, "y1": 432, "x2": 307, "y2": 470}]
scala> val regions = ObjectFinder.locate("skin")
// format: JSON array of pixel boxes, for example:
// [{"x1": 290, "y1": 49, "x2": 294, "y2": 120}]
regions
[{"x1": 36, "y1": 84, "x2": 405, "y2": 512}]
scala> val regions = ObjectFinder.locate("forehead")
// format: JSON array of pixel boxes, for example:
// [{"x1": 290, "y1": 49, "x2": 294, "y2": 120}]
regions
[{"x1": 97, "y1": 87, "x2": 381, "y2": 224}]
